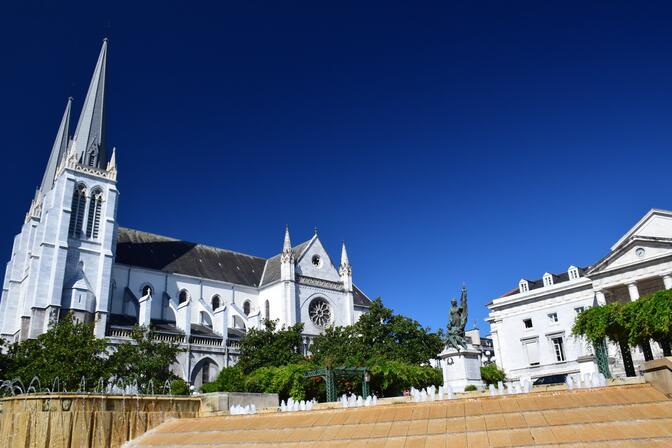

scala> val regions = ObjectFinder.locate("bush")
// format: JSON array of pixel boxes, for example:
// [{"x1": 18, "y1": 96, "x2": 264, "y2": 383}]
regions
[
  {"x1": 464, "y1": 384, "x2": 477, "y2": 392},
  {"x1": 201, "y1": 365, "x2": 246, "y2": 393},
  {"x1": 368, "y1": 360, "x2": 442, "y2": 397},
  {"x1": 170, "y1": 379, "x2": 190, "y2": 395},
  {"x1": 480, "y1": 364, "x2": 506, "y2": 386}
]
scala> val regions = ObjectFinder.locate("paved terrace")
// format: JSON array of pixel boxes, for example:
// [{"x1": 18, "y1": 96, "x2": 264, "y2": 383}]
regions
[{"x1": 129, "y1": 383, "x2": 672, "y2": 447}]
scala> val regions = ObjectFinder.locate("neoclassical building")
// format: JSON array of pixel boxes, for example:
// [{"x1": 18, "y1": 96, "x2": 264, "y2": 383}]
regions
[
  {"x1": 487, "y1": 208, "x2": 672, "y2": 381},
  {"x1": 0, "y1": 40, "x2": 372, "y2": 387}
]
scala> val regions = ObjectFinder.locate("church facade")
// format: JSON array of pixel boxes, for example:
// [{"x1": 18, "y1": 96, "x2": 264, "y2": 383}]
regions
[
  {"x1": 0, "y1": 40, "x2": 372, "y2": 387},
  {"x1": 487, "y1": 209, "x2": 672, "y2": 382}
]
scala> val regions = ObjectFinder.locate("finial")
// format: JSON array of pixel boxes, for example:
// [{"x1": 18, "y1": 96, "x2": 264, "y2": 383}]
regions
[
  {"x1": 314, "y1": 225, "x2": 318, "y2": 235},
  {"x1": 103, "y1": 37, "x2": 109, "y2": 43}
]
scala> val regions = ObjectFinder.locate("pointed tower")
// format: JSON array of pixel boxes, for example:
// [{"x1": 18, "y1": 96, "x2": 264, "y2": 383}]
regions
[
  {"x1": 280, "y1": 225, "x2": 295, "y2": 281},
  {"x1": 339, "y1": 241, "x2": 352, "y2": 291},
  {"x1": 40, "y1": 97, "x2": 72, "y2": 194},
  {"x1": 0, "y1": 40, "x2": 119, "y2": 341},
  {"x1": 71, "y1": 39, "x2": 108, "y2": 168}
]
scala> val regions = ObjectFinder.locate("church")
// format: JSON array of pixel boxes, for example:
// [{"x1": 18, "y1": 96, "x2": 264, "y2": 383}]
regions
[{"x1": 0, "y1": 40, "x2": 372, "y2": 387}]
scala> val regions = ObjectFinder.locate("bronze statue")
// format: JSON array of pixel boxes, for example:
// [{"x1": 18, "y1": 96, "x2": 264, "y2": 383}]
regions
[{"x1": 445, "y1": 286, "x2": 468, "y2": 350}]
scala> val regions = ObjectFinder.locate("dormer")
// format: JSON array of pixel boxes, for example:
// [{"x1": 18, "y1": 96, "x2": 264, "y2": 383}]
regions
[
  {"x1": 543, "y1": 272, "x2": 554, "y2": 287},
  {"x1": 568, "y1": 265, "x2": 580, "y2": 280},
  {"x1": 519, "y1": 279, "x2": 529, "y2": 293}
]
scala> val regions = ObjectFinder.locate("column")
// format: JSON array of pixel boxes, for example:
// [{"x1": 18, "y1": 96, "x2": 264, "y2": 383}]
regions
[
  {"x1": 627, "y1": 282, "x2": 639, "y2": 301},
  {"x1": 595, "y1": 290, "x2": 606, "y2": 306},
  {"x1": 663, "y1": 274, "x2": 672, "y2": 290}
]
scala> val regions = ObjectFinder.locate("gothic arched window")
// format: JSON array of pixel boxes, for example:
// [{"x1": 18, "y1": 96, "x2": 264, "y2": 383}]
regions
[
  {"x1": 265, "y1": 300, "x2": 270, "y2": 321},
  {"x1": 142, "y1": 284, "x2": 152, "y2": 297},
  {"x1": 68, "y1": 184, "x2": 87, "y2": 237},
  {"x1": 243, "y1": 300, "x2": 251, "y2": 316},
  {"x1": 211, "y1": 295, "x2": 221, "y2": 311},
  {"x1": 86, "y1": 144, "x2": 98, "y2": 167},
  {"x1": 86, "y1": 188, "x2": 103, "y2": 239},
  {"x1": 179, "y1": 289, "x2": 189, "y2": 304}
]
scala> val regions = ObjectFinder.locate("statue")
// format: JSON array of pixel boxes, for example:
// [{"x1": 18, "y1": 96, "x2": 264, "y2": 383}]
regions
[{"x1": 445, "y1": 286, "x2": 468, "y2": 350}]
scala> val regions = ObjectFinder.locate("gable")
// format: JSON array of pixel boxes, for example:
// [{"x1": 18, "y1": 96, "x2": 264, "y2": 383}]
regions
[
  {"x1": 295, "y1": 237, "x2": 340, "y2": 282},
  {"x1": 611, "y1": 209, "x2": 672, "y2": 250},
  {"x1": 597, "y1": 240, "x2": 672, "y2": 272}
]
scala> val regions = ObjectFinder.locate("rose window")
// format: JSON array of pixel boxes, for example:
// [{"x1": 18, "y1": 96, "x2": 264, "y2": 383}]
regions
[{"x1": 309, "y1": 298, "x2": 331, "y2": 328}]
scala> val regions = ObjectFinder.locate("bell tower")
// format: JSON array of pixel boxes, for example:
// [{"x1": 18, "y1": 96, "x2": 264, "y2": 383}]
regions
[{"x1": 0, "y1": 39, "x2": 118, "y2": 340}]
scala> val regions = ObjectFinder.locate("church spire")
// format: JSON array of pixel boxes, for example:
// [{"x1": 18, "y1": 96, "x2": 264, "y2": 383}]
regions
[
  {"x1": 40, "y1": 97, "x2": 72, "y2": 193},
  {"x1": 72, "y1": 38, "x2": 108, "y2": 168},
  {"x1": 340, "y1": 241, "x2": 350, "y2": 268},
  {"x1": 283, "y1": 225, "x2": 292, "y2": 252}
]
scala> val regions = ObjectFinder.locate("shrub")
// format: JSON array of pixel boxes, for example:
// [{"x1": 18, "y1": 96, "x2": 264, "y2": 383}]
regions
[
  {"x1": 464, "y1": 384, "x2": 477, "y2": 392},
  {"x1": 170, "y1": 379, "x2": 190, "y2": 395},
  {"x1": 201, "y1": 365, "x2": 246, "y2": 393},
  {"x1": 368, "y1": 359, "x2": 442, "y2": 397},
  {"x1": 480, "y1": 364, "x2": 506, "y2": 386}
]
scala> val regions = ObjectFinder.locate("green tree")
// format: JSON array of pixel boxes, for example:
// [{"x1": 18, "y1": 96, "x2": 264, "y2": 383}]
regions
[
  {"x1": 480, "y1": 364, "x2": 506, "y2": 386},
  {"x1": 236, "y1": 320, "x2": 305, "y2": 374},
  {"x1": 311, "y1": 298, "x2": 444, "y2": 367},
  {"x1": 5, "y1": 313, "x2": 109, "y2": 391},
  {"x1": 107, "y1": 325, "x2": 182, "y2": 391},
  {"x1": 624, "y1": 290, "x2": 672, "y2": 355}
]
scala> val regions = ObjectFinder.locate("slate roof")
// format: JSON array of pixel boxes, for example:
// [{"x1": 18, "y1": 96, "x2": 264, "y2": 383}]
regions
[
  {"x1": 260, "y1": 239, "x2": 313, "y2": 286},
  {"x1": 115, "y1": 228, "x2": 267, "y2": 287},
  {"x1": 499, "y1": 267, "x2": 589, "y2": 298},
  {"x1": 115, "y1": 227, "x2": 373, "y2": 307}
]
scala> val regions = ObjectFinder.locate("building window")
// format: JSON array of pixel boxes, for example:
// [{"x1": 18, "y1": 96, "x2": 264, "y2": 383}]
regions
[
  {"x1": 142, "y1": 285, "x2": 152, "y2": 297},
  {"x1": 243, "y1": 300, "x2": 251, "y2": 316},
  {"x1": 551, "y1": 337, "x2": 566, "y2": 362},
  {"x1": 86, "y1": 189, "x2": 103, "y2": 239},
  {"x1": 309, "y1": 298, "x2": 332, "y2": 328},
  {"x1": 212, "y1": 295, "x2": 221, "y2": 311},
  {"x1": 519, "y1": 279, "x2": 529, "y2": 293},
  {"x1": 178, "y1": 290, "x2": 188, "y2": 304},
  {"x1": 543, "y1": 273, "x2": 553, "y2": 287},
  {"x1": 548, "y1": 312, "x2": 558, "y2": 323},
  {"x1": 311, "y1": 255, "x2": 322, "y2": 268},
  {"x1": 574, "y1": 306, "x2": 585, "y2": 315},
  {"x1": 523, "y1": 340, "x2": 540, "y2": 366},
  {"x1": 523, "y1": 318, "x2": 533, "y2": 329},
  {"x1": 265, "y1": 300, "x2": 270, "y2": 321},
  {"x1": 568, "y1": 266, "x2": 580, "y2": 280},
  {"x1": 68, "y1": 184, "x2": 87, "y2": 237}
]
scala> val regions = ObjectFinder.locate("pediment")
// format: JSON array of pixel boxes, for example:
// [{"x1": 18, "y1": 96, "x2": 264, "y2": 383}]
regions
[
  {"x1": 610, "y1": 209, "x2": 672, "y2": 251},
  {"x1": 295, "y1": 237, "x2": 340, "y2": 282},
  {"x1": 588, "y1": 237, "x2": 672, "y2": 274}
]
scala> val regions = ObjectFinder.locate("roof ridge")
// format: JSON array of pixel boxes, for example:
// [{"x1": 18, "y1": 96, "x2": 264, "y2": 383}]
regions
[{"x1": 118, "y1": 226, "x2": 267, "y2": 261}]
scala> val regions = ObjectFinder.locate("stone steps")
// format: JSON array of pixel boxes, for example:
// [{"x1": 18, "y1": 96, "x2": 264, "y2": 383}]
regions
[{"x1": 128, "y1": 384, "x2": 672, "y2": 447}]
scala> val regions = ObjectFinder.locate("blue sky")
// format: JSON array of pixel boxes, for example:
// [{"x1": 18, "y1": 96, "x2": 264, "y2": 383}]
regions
[{"x1": 1, "y1": 1, "x2": 671, "y2": 333}]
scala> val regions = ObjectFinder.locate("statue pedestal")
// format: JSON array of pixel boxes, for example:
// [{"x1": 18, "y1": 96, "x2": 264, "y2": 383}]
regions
[{"x1": 439, "y1": 345, "x2": 484, "y2": 392}]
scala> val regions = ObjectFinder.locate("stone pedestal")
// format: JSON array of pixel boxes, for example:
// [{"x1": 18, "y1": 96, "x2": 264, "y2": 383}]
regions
[
  {"x1": 439, "y1": 345, "x2": 484, "y2": 391},
  {"x1": 577, "y1": 354, "x2": 598, "y2": 376}
]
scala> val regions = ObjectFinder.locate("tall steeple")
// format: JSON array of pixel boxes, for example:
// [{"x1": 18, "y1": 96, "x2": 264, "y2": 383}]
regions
[
  {"x1": 72, "y1": 38, "x2": 108, "y2": 168},
  {"x1": 40, "y1": 97, "x2": 72, "y2": 193}
]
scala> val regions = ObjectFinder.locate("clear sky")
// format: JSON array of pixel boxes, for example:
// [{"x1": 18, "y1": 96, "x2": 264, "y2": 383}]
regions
[{"x1": 1, "y1": 1, "x2": 671, "y2": 333}]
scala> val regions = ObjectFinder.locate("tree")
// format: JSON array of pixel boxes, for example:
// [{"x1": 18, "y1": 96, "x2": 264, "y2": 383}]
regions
[
  {"x1": 5, "y1": 313, "x2": 109, "y2": 391},
  {"x1": 107, "y1": 325, "x2": 182, "y2": 391},
  {"x1": 480, "y1": 364, "x2": 506, "y2": 386},
  {"x1": 236, "y1": 320, "x2": 305, "y2": 374},
  {"x1": 310, "y1": 298, "x2": 444, "y2": 367},
  {"x1": 625, "y1": 290, "x2": 672, "y2": 355}
]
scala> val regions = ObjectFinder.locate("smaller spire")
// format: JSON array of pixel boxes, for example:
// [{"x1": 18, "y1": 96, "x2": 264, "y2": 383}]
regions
[
  {"x1": 339, "y1": 241, "x2": 352, "y2": 277},
  {"x1": 283, "y1": 225, "x2": 292, "y2": 252},
  {"x1": 40, "y1": 97, "x2": 72, "y2": 193},
  {"x1": 281, "y1": 225, "x2": 294, "y2": 264},
  {"x1": 340, "y1": 241, "x2": 349, "y2": 266}
]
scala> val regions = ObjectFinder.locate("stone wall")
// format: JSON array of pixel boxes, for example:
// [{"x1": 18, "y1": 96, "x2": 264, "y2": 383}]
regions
[{"x1": 0, "y1": 394, "x2": 200, "y2": 448}]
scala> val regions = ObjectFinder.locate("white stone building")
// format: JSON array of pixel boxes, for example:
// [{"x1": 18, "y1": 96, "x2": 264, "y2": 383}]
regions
[
  {"x1": 0, "y1": 40, "x2": 372, "y2": 387},
  {"x1": 487, "y1": 208, "x2": 672, "y2": 382}
]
